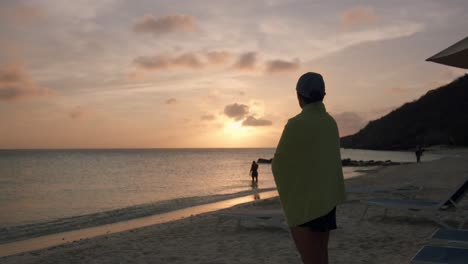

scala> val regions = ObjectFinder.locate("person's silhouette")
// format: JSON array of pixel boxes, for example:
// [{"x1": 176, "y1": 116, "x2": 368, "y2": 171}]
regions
[
  {"x1": 415, "y1": 145, "x2": 424, "y2": 163},
  {"x1": 272, "y1": 72, "x2": 346, "y2": 264},
  {"x1": 250, "y1": 161, "x2": 259, "y2": 182}
]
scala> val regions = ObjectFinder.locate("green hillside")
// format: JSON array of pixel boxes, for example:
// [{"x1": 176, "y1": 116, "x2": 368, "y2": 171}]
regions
[{"x1": 341, "y1": 74, "x2": 468, "y2": 150}]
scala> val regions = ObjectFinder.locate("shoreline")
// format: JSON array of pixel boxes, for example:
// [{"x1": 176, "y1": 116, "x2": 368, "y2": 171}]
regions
[
  {"x1": 2, "y1": 149, "x2": 468, "y2": 263},
  {"x1": 1, "y1": 165, "x2": 382, "y2": 244},
  {"x1": 1, "y1": 163, "x2": 385, "y2": 246},
  {"x1": 0, "y1": 190, "x2": 279, "y2": 258},
  {"x1": 0, "y1": 188, "x2": 277, "y2": 244}
]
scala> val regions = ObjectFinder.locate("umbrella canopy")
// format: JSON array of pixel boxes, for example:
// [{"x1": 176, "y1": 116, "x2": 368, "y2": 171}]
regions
[{"x1": 426, "y1": 36, "x2": 468, "y2": 69}]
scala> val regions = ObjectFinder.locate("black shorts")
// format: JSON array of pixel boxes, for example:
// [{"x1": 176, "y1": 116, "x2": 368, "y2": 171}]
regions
[{"x1": 298, "y1": 207, "x2": 337, "y2": 232}]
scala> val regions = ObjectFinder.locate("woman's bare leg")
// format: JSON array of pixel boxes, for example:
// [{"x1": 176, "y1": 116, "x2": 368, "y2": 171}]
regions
[{"x1": 290, "y1": 226, "x2": 329, "y2": 264}]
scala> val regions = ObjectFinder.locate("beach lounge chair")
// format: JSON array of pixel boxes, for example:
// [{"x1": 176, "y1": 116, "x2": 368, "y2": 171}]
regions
[
  {"x1": 360, "y1": 179, "x2": 468, "y2": 228},
  {"x1": 430, "y1": 228, "x2": 468, "y2": 248},
  {"x1": 216, "y1": 209, "x2": 288, "y2": 230},
  {"x1": 411, "y1": 245, "x2": 468, "y2": 263}
]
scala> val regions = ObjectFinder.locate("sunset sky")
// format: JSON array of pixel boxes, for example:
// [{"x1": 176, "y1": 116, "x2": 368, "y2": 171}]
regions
[{"x1": 1, "y1": 0, "x2": 467, "y2": 148}]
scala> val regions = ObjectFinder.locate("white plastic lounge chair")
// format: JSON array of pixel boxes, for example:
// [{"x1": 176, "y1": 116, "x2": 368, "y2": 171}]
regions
[
  {"x1": 411, "y1": 245, "x2": 468, "y2": 264},
  {"x1": 360, "y1": 179, "x2": 468, "y2": 228},
  {"x1": 430, "y1": 228, "x2": 468, "y2": 248},
  {"x1": 216, "y1": 209, "x2": 288, "y2": 230}
]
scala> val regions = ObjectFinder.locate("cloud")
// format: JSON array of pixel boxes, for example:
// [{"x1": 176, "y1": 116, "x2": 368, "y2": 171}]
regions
[
  {"x1": 223, "y1": 103, "x2": 271, "y2": 126},
  {"x1": 133, "y1": 50, "x2": 301, "y2": 74},
  {"x1": 332, "y1": 112, "x2": 367, "y2": 136},
  {"x1": 200, "y1": 114, "x2": 215, "y2": 121},
  {"x1": 242, "y1": 116, "x2": 272, "y2": 126},
  {"x1": 341, "y1": 6, "x2": 378, "y2": 29},
  {"x1": 0, "y1": 4, "x2": 45, "y2": 24},
  {"x1": 127, "y1": 70, "x2": 146, "y2": 81},
  {"x1": 134, "y1": 53, "x2": 203, "y2": 71},
  {"x1": 224, "y1": 103, "x2": 249, "y2": 120},
  {"x1": 133, "y1": 15, "x2": 196, "y2": 36},
  {"x1": 133, "y1": 50, "x2": 234, "y2": 73},
  {"x1": 165, "y1": 98, "x2": 177, "y2": 104},
  {"x1": 233, "y1": 52, "x2": 257, "y2": 70},
  {"x1": 134, "y1": 50, "x2": 302, "y2": 75},
  {"x1": 172, "y1": 53, "x2": 203, "y2": 68},
  {"x1": 204, "y1": 51, "x2": 232, "y2": 64},
  {"x1": 265, "y1": 58, "x2": 300, "y2": 73},
  {"x1": 134, "y1": 56, "x2": 170, "y2": 70},
  {"x1": 69, "y1": 106, "x2": 88, "y2": 120},
  {"x1": 0, "y1": 64, "x2": 52, "y2": 102}
]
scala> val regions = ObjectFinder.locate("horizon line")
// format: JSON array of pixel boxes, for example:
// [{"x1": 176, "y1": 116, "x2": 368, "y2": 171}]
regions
[{"x1": 0, "y1": 147, "x2": 278, "y2": 151}]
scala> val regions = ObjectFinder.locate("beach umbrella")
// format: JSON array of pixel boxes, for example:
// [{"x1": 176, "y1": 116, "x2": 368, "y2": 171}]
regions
[{"x1": 426, "y1": 36, "x2": 468, "y2": 69}]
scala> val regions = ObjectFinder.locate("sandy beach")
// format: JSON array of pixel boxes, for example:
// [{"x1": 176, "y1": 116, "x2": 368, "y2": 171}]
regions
[{"x1": 2, "y1": 148, "x2": 468, "y2": 264}]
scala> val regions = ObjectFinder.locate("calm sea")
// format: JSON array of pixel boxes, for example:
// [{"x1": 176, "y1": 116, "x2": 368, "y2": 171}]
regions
[{"x1": 0, "y1": 148, "x2": 442, "y2": 242}]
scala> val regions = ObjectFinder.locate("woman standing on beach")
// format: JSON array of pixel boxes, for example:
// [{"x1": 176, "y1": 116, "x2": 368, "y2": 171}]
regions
[
  {"x1": 250, "y1": 161, "x2": 259, "y2": 182},
  {"x1": 272, "y1": 72, "x2": 346, "y2": 264}
]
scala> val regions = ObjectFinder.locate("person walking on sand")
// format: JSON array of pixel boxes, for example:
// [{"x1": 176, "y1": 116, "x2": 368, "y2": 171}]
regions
[
  {"x1": 272, "y1": 72, "x2": 346, "y2": 264},
  {"x1": 250, "y1": 160, "x2": 259, "y2": 182}
]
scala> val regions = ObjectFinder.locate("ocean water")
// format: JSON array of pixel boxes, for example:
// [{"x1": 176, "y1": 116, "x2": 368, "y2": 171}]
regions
[{"x1": 0, "y1": 148, "x2": 442, "y2": 243}]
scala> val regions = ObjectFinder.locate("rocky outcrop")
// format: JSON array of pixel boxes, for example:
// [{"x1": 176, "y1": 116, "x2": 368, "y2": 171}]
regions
[
  {"x1": 257, "y1": 157, "x2": 405, "y2": 166},
  {"x1": 341, "y1": 158, "x2": 405, "y2": 167},
  {"x1": 257, "y1": 158, "x2": 273, "y2": 164}
]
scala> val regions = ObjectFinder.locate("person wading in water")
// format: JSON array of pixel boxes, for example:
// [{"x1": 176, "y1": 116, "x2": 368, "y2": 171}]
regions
[{"x1": 250, "y1": 161, "x2": 259, "y2": 182}]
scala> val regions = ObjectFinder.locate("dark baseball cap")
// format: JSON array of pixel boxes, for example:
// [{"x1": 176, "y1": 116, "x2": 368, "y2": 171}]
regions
[{"x1": 296, "y1": 72, "x2": 325, "y2": 98}]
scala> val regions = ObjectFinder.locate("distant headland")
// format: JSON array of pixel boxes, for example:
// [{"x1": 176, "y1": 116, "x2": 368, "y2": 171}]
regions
[{"x1": 341, "y1": 75, "x2": 468, "y2": 150}]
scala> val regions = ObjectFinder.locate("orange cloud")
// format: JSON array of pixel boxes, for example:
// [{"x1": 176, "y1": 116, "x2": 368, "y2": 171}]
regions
[
  {"x1": 134, "y1": 55, "x2": 170, "y2": 70},
  {"x1": 134, "y1": 53, "x2": 203, "y2": 71},
  {"x1": 0, "y1": 64, "x2": 52, "y2": 102},
  {"x1": 265, "y1": 58, "x2": 300, "y2": 73},
  {"x1": 172, "y1": 53, "x2": 203, "y2": 68},
  {"x1": 233, "y1": 52, "x2": 258, "y2": 71},
  {"x1": 133, "y1": 15, "x2": 196, "y2": 36},
  {"x1": 69, "y1": 106, "x2": 89, "y2": 120},
  {"x1": 165, "y1": 98, "x2": 177, "y2": 105},
  {"x1": 242, "y1": 116, "x2": 272, "y2": 126},
  {"x1": 341, "y1": 7, "x2": 378, "y2": 29},
  {"x1": 0, "y1": 4, "x2": 45, "y2": 24},
  {"x1": 200, "y1": 114, "x2": 215, "y2": 121},
  {"x1": 204, "y1": 51, "x2": 232, "y2": 64},
  {"x1": 127, "y1": 70, "x2": 146, "y2": 81}
]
